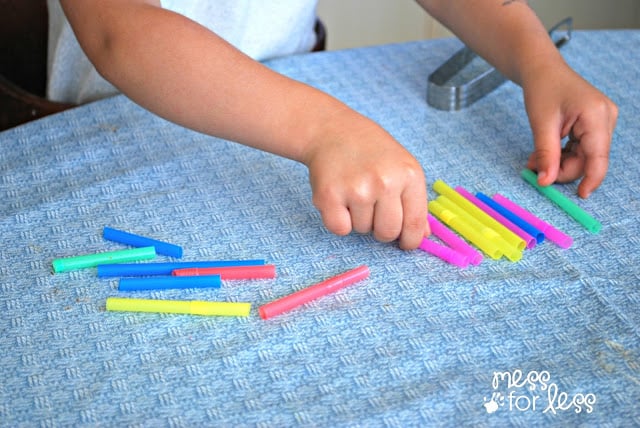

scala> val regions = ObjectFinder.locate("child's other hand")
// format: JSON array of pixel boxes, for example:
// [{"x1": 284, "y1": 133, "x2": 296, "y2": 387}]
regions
[
  {"x1": 524, "y1": 65, "x2": 618, "y2": 198},
  {"x1": 303, "y1": 107, "x2": 429, "y2": 250}
]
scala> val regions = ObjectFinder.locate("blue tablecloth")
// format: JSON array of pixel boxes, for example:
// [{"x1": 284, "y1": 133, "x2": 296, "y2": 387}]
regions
[{"x1": 1, "y1": 30, "x2": 639, "y2": 427}]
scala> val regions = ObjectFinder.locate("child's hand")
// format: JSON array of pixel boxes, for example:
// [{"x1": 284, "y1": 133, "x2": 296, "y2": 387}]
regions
[
  {"x1": 302, "y1": 107, "x2": 429, "y2": 250},
  {"x1": 523, "y1": 65, "x2": 618, "y2": 198}
]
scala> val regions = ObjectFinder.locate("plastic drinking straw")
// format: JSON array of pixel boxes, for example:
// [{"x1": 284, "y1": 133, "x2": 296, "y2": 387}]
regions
[
  {"x1": 118, "y1": 275, "x2": 221, "y2": 291},
  {"x1": 52, "y1": 246, "x2": 156, "y2": 273},
  {"x1": 106, "y1": 297, "x2": 251, "y2": 316},
  {"x1": 521, "y1": 169, "x2": 602, "y2": 233},
  {"x1": 454, "y1": 186, "x2": 537, "y2": 250},
  {"x1": 475, "y1": 192, "x2": 545, "y2": 244},
  {"x1": 419, "y1": 238, "x2": 470, "y2": 268},
  {"x1": 493, "y1": 193, "x2": 573, "y2": 249},
  {"x1": 103, "y1": 226, "x2": 183, "y2": 258},
  {"x1": 428, "y1": 214, "x2": 483, "y2": 265},
  {"x1": 428, "y1": 199, "x2": 502, "y2": 260},
  {"x1": 433, "y1": 180, "x2": 527, "y2": 252},
  {"x1": 259, "y1": 265, "x2": 370, "y2": 320},
  {"x1": 172, "y1": 264, "x2": 276, "y2": 279},
  {"x1": 436, "y1": 195, "x2": 522, "y2": 262},
  {"x1": 97, "y1": 259, "x2": 266, "y2": 277}
]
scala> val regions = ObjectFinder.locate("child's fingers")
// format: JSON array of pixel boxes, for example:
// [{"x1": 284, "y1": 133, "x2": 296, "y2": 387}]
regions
[
  {"x1": 348, "y1": 196, "x2": 376, "y2": 234},
  {"x1": 371, "y1": 195, "x2": 403, "y2": 243},
  {"x1": 528, "y1": 122, "x2": 562, "y2": 186},
  {"x1": 554, "y1": 138, "x2": 585, "y2": 184},
  {"x1": 574, "y1": 129, "x2": 611, "y2": 198},
  {"x1": 578, "y1": 150, "x2": 608, "y2": 199},
  {"x1": 397, "y1": 178, "x2": 429, "y2": 250},
  {"x1": 570, "y1": 103, "x2": 616, "y2": 198},
  {"x1": 313, "y1": 190, "x2": 353, "y2": 237},
  {"x1": 527, "y1": 74, "x2": 617, "y2": 197}
]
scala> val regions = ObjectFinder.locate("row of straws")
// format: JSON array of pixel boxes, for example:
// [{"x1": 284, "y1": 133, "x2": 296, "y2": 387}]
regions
[{"x1": 418, "y1": 169, "x2": 601, "y2": 268}]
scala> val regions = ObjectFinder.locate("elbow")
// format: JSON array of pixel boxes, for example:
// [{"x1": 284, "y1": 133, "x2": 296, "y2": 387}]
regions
[
  {"x1": 60, "y1": 2, "x2": 138, "y2": 84},
  {"x1": 75, "y1": 27, "x2": 121, "y2": 82}
]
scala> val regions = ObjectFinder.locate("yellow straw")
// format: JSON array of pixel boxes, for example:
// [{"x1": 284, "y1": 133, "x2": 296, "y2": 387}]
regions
[
  {"x1": 106, "y1": 297, "x2": 251, "y2": 317},
  {"x1": 428, "y1": 199, "x2": 502, "y2": 260},
  {"x1": 436, "y1": 195, "x2": 522, "y2": 262},
  {"x1": 432, "y1": 180, "x2": 527, "y2": 251}
]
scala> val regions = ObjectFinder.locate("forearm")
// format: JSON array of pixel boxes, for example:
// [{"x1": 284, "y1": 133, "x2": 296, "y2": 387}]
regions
[
  {"x1": 60, "y1": 0, "x2": 345, "y2": 163},
  {"x1": 60, "y1": 0, "x2": 432, "y2": 248},
  {"x1": 417, "y1": 0, "x2": 567, "y2": 86}
]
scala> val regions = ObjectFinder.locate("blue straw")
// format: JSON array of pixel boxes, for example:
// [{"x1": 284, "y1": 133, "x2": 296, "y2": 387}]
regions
[
  {"x1": 97, "y1": 260, "x2": 266, "y2": 277},
  {"x1": 475, "y1": 192, "x2": 545, "y2": 244},
  {"x1": 103, "y1": 226, "x2": 183, "y2": 258},
  {"x1": 119, "y1": 275, "x2": 221, "y2": 291}
]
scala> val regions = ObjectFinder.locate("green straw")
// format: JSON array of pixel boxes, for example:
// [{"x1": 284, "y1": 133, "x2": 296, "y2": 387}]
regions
[
  {"x1": 521, "y1": 169, "x2": 601, "y2": 233},
  {"x1": 52, "y1": 246, "x2": 156, "y2": 273}
]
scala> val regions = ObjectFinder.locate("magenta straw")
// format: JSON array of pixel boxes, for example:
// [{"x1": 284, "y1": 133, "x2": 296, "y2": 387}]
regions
[
  {"x1": 427, "y1": 214, "x2": 483, "y2": 265},
  {"x1": 454, "y1": 186, "x2": 537, "y2": 249},
  {"x1": 492, "y1": 194, "x2": 573, "y2": 249},
  {"x1": 419, "y1": 238, "x2": 469, "y2": 268}
]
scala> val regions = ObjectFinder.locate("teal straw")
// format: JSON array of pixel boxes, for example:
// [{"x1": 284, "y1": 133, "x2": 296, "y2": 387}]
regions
[
  {"x1": 52, "y1": 246, "x2": 156, "y2": 273},
  {"x1": 521, "y1": 169, "x2": 601, "y2": 233}
]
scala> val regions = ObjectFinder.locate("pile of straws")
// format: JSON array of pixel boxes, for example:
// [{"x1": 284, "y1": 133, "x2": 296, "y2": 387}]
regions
[
  {"x1": 418, "y1": 169, "x2": 601, "y2": 267},
  {"x1": 51, "y1": 227, "x2": 369, "y2": 320},
  {"x1": 52, "y1": 169, "x2": 599, "y2": 318}
]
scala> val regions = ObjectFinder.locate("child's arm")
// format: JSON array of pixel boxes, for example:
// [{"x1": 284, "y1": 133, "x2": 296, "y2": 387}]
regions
[
  {"x1": 60, "y1": 0, "x2": 429, "y2": 249},
  {"x1": 419, "y1": 0, "x2": 618, "y2": 198}
]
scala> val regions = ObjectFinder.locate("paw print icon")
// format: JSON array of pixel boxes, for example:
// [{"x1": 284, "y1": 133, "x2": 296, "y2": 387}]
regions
[{"x1": 483, "y1": 392, "x2": 504, "y2": 414}]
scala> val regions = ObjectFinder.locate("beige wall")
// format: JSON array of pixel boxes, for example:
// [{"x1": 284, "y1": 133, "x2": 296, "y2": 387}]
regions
[
  {"x1": 316, "y1": 0, "x2": 640, "y2": 50},
  {"x1": 532, "y1": 0, "x2": 640, "y2": 29}
]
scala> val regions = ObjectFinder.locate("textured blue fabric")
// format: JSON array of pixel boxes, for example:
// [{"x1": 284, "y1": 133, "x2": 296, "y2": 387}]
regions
[{"x1": 1, "y1": 31, "x2": 639, "y2": 427}]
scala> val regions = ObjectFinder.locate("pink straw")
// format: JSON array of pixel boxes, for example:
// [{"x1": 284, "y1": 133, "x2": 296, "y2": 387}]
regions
[
  {"x1": 172, "y1": 264, "x2": 276, "y2": 280},
  {"x1": 259, "y1": 266, "x2": 370, "y2": 320}
]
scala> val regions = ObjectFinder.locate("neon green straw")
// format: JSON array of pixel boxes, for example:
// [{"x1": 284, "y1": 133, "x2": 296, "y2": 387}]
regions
[
  {"x1": 52, "y1": 246, "x2": 156, "y2": 273},
  {"x1": 521, "y1": 169, "x2": 601, "y2": 233},
  {"x1": 106, "y1": 298, "x2": 251, "y2": 317}
]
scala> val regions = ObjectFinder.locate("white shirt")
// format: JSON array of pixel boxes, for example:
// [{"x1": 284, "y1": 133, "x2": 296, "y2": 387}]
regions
[{"x1": 47, "y1": 0, "x2": 319, "y2": 104}]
